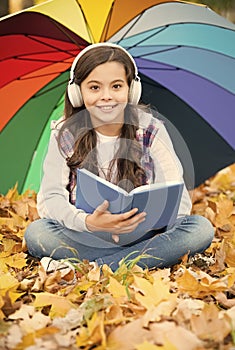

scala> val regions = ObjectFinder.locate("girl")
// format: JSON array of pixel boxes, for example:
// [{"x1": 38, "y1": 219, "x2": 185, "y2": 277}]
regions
[{"x1": 24, "y1": 43, "x2": 214, "y2": 270}]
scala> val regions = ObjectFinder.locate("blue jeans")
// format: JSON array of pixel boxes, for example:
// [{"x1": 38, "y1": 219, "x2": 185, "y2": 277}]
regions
[{"x1": 24, "y1": 215, "x2": 214, "y2": 270}]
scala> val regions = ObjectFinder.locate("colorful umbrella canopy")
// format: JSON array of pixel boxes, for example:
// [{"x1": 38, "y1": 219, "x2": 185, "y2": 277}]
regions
[{"x1": 0, "y1": 0, "x2": 235, "y2": 194}]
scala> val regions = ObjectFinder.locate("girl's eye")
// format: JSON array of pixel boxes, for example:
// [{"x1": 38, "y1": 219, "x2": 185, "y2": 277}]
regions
[
  {"x1": 90, "y1": 85, "x2": 100, "y2": 90},
  {"x1": 113, "y1": 84, "x2": 122, "y2": 89}
]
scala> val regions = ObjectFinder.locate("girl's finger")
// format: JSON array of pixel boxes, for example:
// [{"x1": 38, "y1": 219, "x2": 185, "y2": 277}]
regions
[
  {"x1": 112, "y1": 234, "x2": 120, "y2": 243},
  {"x1": 95, "y1": 200, "x2": 109, "y2": 213}
]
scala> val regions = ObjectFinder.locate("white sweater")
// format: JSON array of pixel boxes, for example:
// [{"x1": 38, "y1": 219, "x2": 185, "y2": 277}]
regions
[{"x1": 37, "y1": 112, "x2": 192, "y2": 232}]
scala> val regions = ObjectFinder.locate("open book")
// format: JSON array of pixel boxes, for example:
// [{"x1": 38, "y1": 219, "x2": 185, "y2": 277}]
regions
[{"x1": 76, "y1": 168, "x2": 184, "y2": 245}]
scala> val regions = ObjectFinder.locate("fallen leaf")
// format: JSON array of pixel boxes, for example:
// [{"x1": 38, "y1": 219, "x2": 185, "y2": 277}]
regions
[
  {"x1": 176, "y1": 268, "x2": 230, "y2": 298},
  {"x1": 190, "y1": 303, "x2": 231, "y2": 342},
  {"x1": 136, "y1": 340, "x2": 177, "y2": 350},
  {"x1": 132, "y1": 275, "x2": 173, "y2": 310},
  {"x1": 107, "y1": 276, "x2": 128, "y2": 299},
  {"x1": 107, "y1": 318, "x2": 202, "y2": 350},
  {"x1": 9, "y1": 304, "x2": 50, "y2": 333},
  {"x1": 33, "y1": 292, "x2": 76, "y2": 318}
]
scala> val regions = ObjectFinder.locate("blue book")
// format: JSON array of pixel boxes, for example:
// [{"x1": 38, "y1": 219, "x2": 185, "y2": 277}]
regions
[{"x1": 76, "y1": 168, "x2": 184, "y2": 245}]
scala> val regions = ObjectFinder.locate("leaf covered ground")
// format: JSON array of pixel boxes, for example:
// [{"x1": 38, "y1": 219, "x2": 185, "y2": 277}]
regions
[{"x1": 0, "y1": 165, "x2": 235, "y2": 350}]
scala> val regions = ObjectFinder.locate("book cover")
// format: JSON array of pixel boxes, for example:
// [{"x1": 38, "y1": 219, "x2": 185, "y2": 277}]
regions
[{"x1": 76, "y1": 168, "x2": 184, "y2": 245}]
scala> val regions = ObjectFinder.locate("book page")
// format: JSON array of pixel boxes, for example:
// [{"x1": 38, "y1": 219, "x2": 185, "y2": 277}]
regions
[{"x1": 129, "y1": 180, "x2": 183, "y2": 195}]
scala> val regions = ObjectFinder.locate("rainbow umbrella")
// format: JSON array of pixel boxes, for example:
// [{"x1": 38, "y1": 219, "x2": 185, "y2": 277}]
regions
[{"x1": 0, "y1": 0, "x2": 234, "y2": 194}]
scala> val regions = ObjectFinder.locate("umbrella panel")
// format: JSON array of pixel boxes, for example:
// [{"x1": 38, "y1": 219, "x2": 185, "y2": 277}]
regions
[
  {"x1": 140, "y1": 74, "x2": 235, "y2": 187},
  {"x1": 108, "y1": 1, "x2": 235, "y2": 42},
  {"x1": 136, "y1": 58, "x2": 235, "y2": 150},
  {"x1": 0, "y1": 72, "x2": 68, "y2": 194},
  {"x1": 22, "y1": 96, "x2": 65, "y2": 193},
  {"x1": 0, "y1": 61, "x2": 72, "y2": 131}
]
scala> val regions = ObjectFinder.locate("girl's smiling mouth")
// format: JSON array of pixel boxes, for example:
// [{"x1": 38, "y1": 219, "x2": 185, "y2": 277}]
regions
[{"x1": 97, "y1": 104, "x2": 118, "y2": 112}]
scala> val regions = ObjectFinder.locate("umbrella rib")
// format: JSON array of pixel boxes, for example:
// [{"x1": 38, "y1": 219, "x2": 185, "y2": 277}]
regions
[
  {"x1": 116, "y1": 11, "x2": 147, "y2": 44},
  {"x1": 77, "y1": 2, "x2": 94, "y2": 43},
  {"x1": 18, "y1": 71, "x2": 68, "y2": 81},
  {"x1": 46, "y1": 14, "x2": 91, "y2": 46},
  {"x1": 137, "y1": 45, "x2": 181, "y2": 58},
  {"x1": 101, "y1": 1, "x2": 114, "y2": 42},
  {"x1": 34, "y1": 79, "x2": 68, "y2": 98},
  {"x1": 14, "y1": 55, "x2": 75, "y2": 64},
  {"x1": 26, "y1": 34, "x2": 82, "y2": 57},
  {"x1": 102, "y1": 1, "x2": 145, "y2": 42},
  {"x1": 139, "y1": 56, "x2": 234, "y2": 94},
  {"x1": 123, "y1": 25, "x2": 171, "y2": 52},
  {"x1": 15, "y1": 57, "x2": 66, "y2": 64},
  {"x1": 138, "y1": 66, "x2": 178, "y2": 71}
]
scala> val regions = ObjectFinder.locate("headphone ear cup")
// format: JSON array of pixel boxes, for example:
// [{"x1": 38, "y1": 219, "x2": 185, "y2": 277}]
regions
[
  {"x1": 67, "y1": 83, "x2": 83, "y2": 108},
  {"x1": 128, "y1": 79, "x2": 142, "y2": 105}
]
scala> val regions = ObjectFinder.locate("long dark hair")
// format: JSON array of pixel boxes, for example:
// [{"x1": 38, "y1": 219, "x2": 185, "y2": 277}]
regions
[{"x1": 59, "y1": 45, "x2": 147, "y2": 191}]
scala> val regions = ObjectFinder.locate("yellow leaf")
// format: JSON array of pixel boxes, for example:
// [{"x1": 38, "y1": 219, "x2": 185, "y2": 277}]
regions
[
  {"x1": 107, "y1": 276, "x2": 128, "y2": 298},
  {"x1": 133, "y1": 275, "x2": 171, "y2": 309},
  {"x1": 87, "y1": 264, "x2": 101, "y2": 281},
  {"x1": 69, "y1": 280, "x2": 95, "y2": 300},
  {"x1": 0, "y1": 273, "x2": 19, "y2": 294},
  {"x1": 142, "y1": 295, "x2": 178, "y2": 327},
  {"x1": 15, "y1": 327, "x2": 59, "y2": 350},
  {"x1": 5, "y1": 183, "x2": 19, "y2": 201},
  {"x1": 0, "y1": 238, "x2": 23, "y2": 256},
  {"x1": 105, "y1": 304, "x2": 124, "y2": 323},
  {"x1": 0, "y1": 218, "x2": 15, "y2": 231},
  {"x1": 0, "y1": 252, "x2": 27, "y2": 272},
  {"x1": 76, "y1": 311, "x2": 106, "y2": 348},
  {"x1": 210, "y1": 164, "x2": 235, "y2": 191},
  {"x1": 7, "y1": 210, "x2": 27, "y2": 228},
  {"x1": 33, "y1": 292, "x2": 76, "y2": 318}
]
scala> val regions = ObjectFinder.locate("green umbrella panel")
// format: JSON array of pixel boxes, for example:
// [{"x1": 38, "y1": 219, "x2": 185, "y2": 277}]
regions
[{"x1": 0, "y1": 72, "x2": 68, "y2": 194}]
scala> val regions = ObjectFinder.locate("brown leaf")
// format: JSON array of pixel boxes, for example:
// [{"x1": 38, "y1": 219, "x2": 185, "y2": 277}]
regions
[
  {"x1": 190, "y1": 303, "x2": 231, "y2": 342},
  {"x1": 107, "y1": 318, "x2": 202, "y2": 350},
  {"x1": 1, "y1": 291, "x2": 22, "y2": 317},
  {"x1": 224, "y1": 237, "x2": 235, "y2": 267},
  {"x1": 215, "y1": 292, "x2": 235, "y2": 308}
]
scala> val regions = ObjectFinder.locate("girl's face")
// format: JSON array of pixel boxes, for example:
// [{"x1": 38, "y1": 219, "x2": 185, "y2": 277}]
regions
[{"x1": 80, "y1": 61, "x2": 129, "y2": 135}]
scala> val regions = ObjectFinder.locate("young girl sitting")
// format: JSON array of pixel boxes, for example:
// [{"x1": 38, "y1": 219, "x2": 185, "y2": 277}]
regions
[{"x1": 24, "y1": 43, "x2": 214, "y2": 270}]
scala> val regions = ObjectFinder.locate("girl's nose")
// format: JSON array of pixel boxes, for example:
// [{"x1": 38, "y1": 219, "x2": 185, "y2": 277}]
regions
[{"x1": 101, "y1": 87, "x2": 113, "y2": 100}]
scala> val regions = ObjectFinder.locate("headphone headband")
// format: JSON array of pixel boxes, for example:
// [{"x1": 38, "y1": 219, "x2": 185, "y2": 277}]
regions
[
  {"x1": 68, "y1": 43, "x2": 142, "y2": 107},
  {"x1": 69, "y1": 43, "x2": 139, "y2": 83}
]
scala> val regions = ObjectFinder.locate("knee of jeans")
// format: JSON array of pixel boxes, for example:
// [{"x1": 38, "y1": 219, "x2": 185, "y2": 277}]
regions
[
  {"x1": 24, "y1": 220, "x2": 47, "y2": 247},
  {"x1": 194, "y1": 215, "x2": 214, "y2": 244}
]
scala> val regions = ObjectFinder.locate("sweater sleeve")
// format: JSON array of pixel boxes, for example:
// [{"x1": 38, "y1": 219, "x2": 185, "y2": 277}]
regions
[
  {"x1": 37, "y1": 127, "x2": 90, "y2": 232},
  {"x1": 150, "y1": 122, "x2": 192, "y2": 217}
]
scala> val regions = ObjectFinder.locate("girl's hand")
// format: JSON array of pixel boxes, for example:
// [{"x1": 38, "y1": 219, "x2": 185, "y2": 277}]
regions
[{"x1": 85, "y1": 200, "x2": 146, "y2": 239}]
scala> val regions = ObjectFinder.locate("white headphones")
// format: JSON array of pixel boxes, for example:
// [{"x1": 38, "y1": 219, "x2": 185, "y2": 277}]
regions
[{"x1": 67, "y1": 43, "x2": 142, "y2": 108}]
